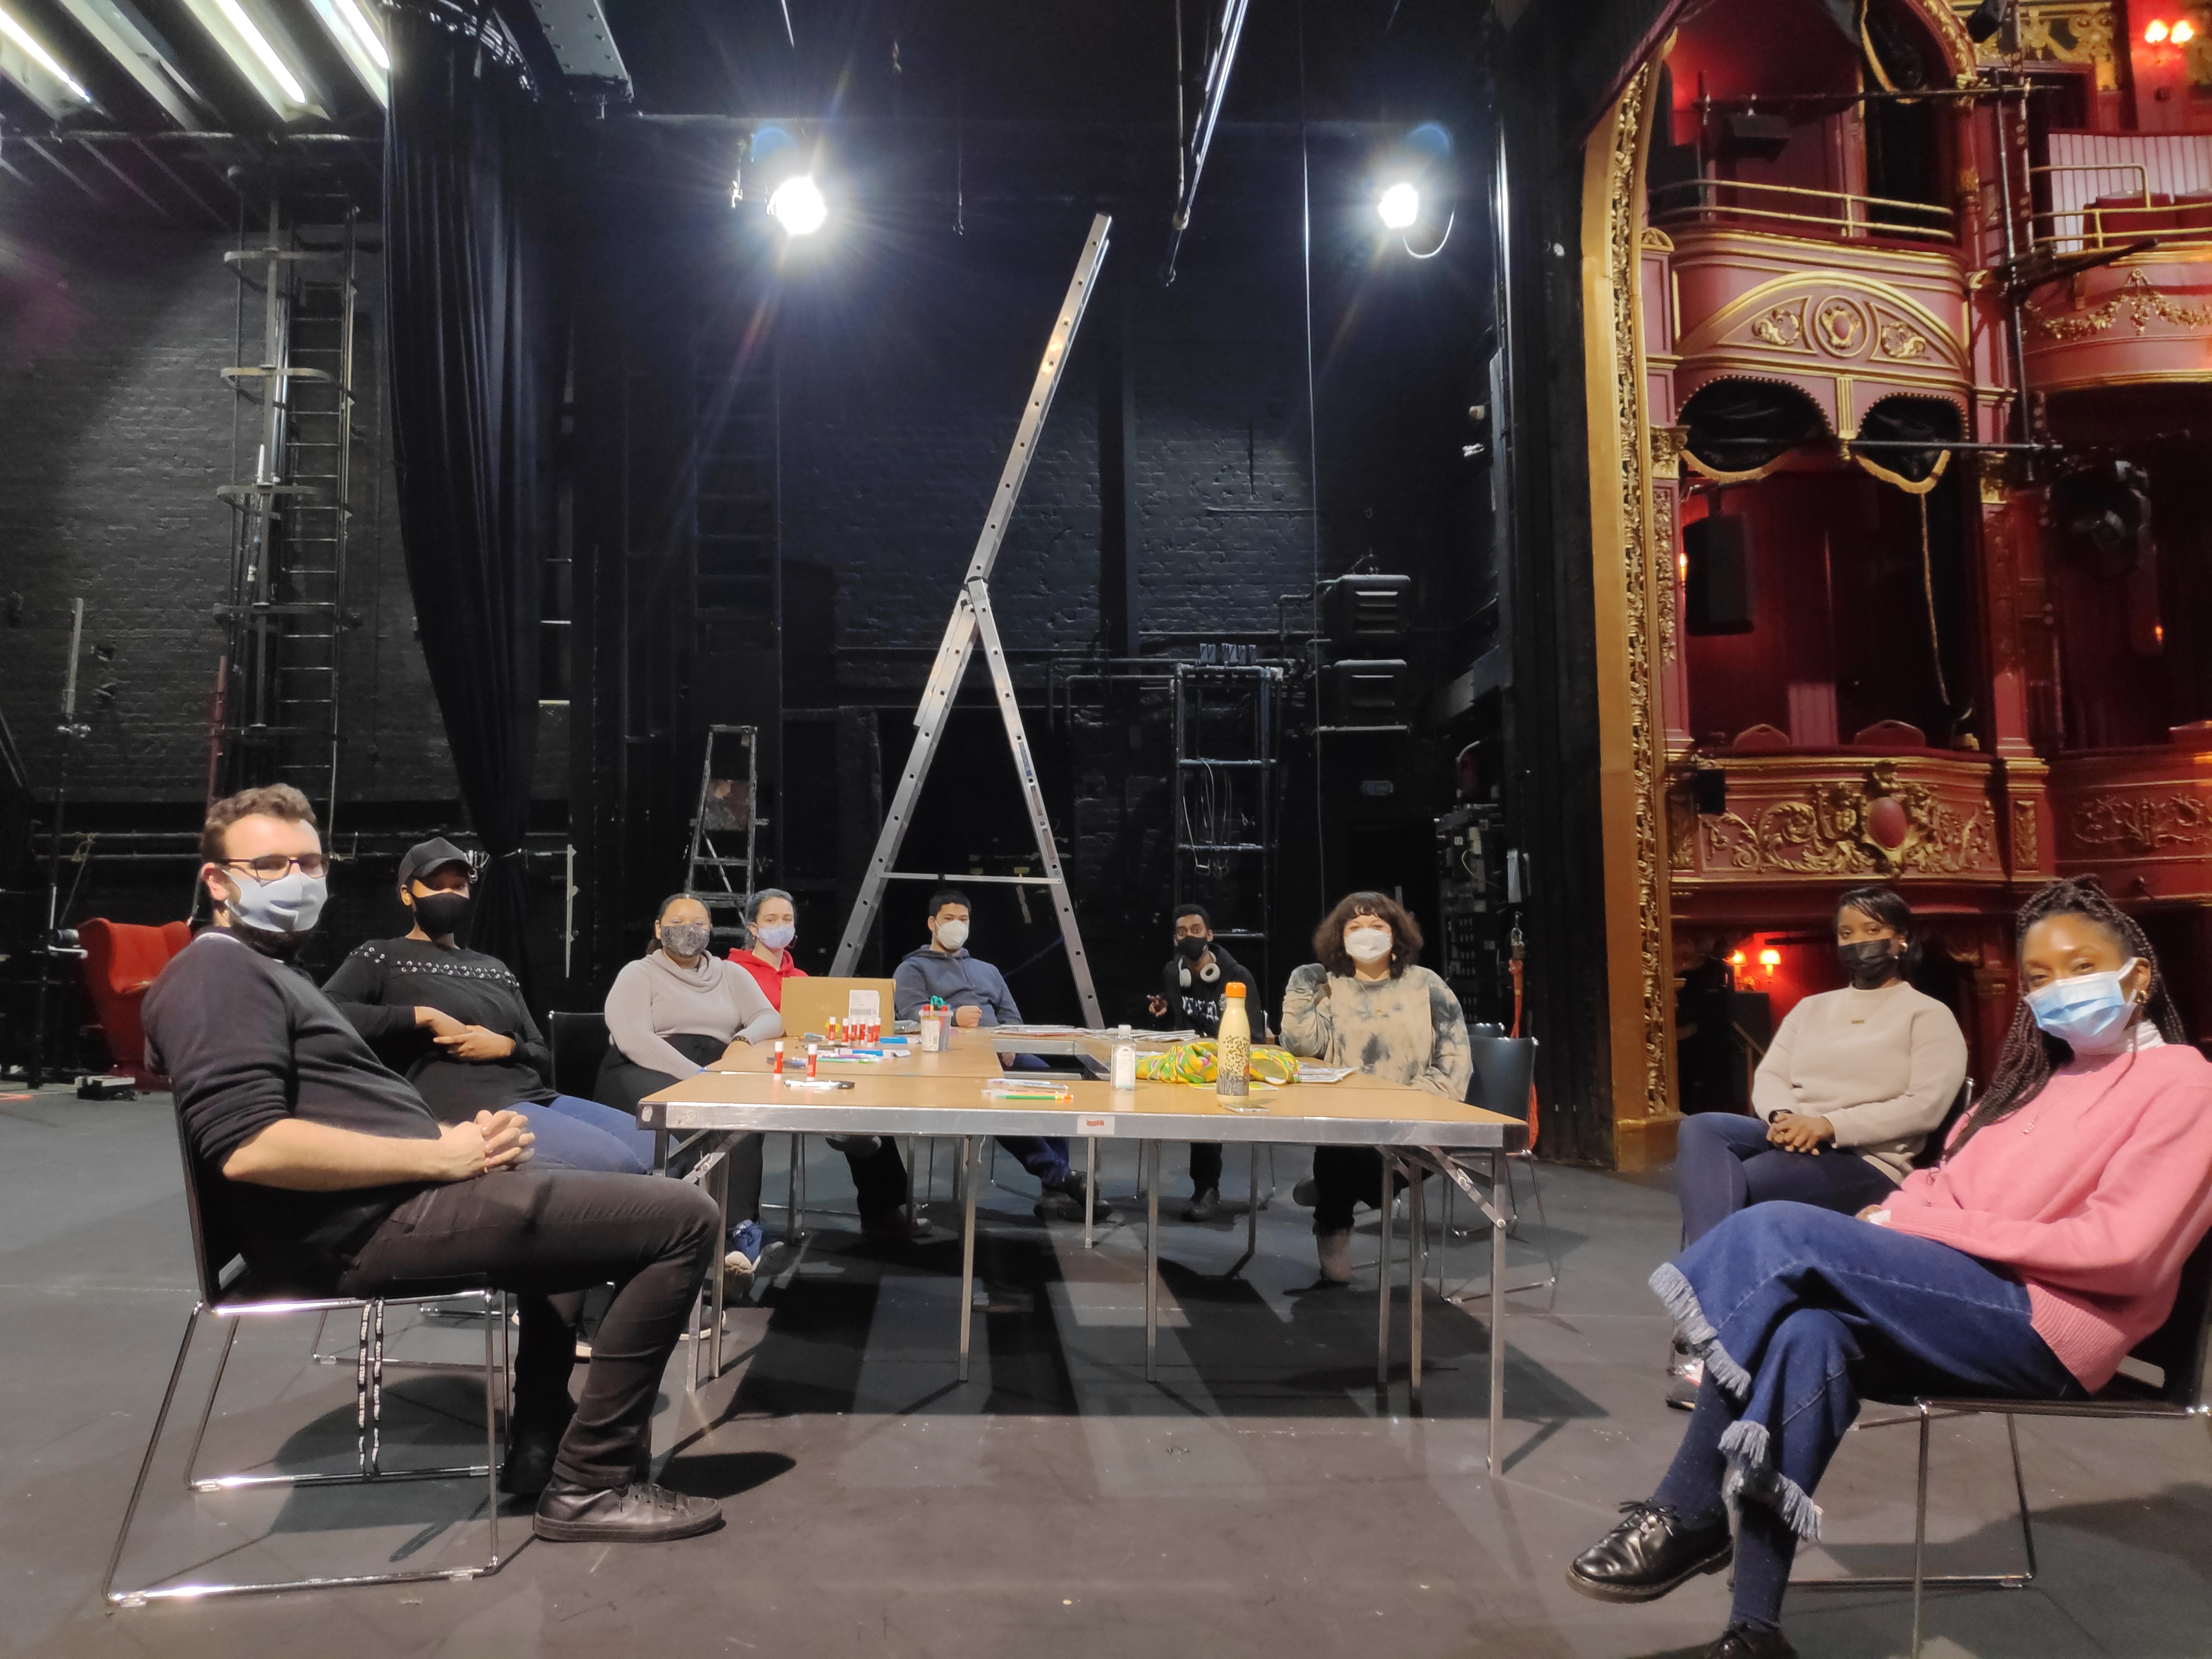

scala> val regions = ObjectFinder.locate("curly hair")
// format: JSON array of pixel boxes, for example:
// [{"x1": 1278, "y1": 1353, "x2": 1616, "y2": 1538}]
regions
[
  {"x1": 1311, "y1": 890, "x2": 1424, "y2": 979},
  {"x1": 200, "y1": 783, "x2": 317, "y2": 864},
  {"x1": 1945, "y1": 877, "x2": 2186, "y2": 1161}
]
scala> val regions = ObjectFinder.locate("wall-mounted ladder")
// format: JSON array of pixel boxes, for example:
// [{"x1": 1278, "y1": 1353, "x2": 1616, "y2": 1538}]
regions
[
  {"x1": 1172, "y1": 659, "x2": 1281, "y2": 1001},
  {"x1": 216, "y1": 206, "x2": 361, "y2": 820},
  {"x1": 685, "y1": 724, "x2": 760, "y2": 950}
]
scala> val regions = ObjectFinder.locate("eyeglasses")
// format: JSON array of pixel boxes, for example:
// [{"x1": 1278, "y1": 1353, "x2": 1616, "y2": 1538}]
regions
[{"x1": 223, "y1": 853, "x2": 329, "y2": 881}]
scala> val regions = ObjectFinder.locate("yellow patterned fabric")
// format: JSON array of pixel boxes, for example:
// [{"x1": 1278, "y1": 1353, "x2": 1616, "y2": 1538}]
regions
[{"x1": 1136, "y1": 1041, "x2": 1301, "y2": 1085}]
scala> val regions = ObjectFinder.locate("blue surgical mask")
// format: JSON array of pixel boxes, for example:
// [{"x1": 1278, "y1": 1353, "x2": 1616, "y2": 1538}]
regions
[
  {"x1": 757, "y1": 923, "x2": 795, "y2": 952},
  {"x1": 224, "y1": 867, "x2": 327, "y2": 935},
  {"x1": 2026, "y1": 960, "x2": 2144, "y2": 1056}
]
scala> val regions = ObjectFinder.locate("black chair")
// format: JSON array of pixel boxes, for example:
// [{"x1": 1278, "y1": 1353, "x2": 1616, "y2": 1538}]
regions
[
  {"x1": 1798, "y1": 1224, "x2": 2212, "y2": 1656},
  {"x1": 546, "y1": 1010, "x2": 612, "y2": 1097},
  {"x1": 1416, "y1": 1035, "x2": 1555, "y2": 1302},
  {"x1": 103, "y1": 1115, "x2": 513, "y2": 1606}
]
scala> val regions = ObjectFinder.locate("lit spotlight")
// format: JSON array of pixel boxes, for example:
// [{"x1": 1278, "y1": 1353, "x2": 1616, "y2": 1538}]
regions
[
  {"x1": 2176, "y1": 18, "x2": 2197, "y2": 42},
  {"x1": 768, "y1": 174, "x2": 827, "y2": 235},
  {"x1": 1378, "y1": 182, "x2": 1420, "y2": 230}
]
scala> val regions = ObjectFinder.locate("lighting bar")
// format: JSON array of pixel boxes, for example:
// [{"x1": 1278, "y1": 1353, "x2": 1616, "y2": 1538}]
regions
[
  {"x1": 305, "y1": 0, "x2": 386, "y2": 104},
  {"x1": 215, "y1": 0, "x2": 302, "y2": 101},
  {"x1": 179, "y1": 0, "x2": 320, "y2": 114},
  {"x1": 57, "y1": 0, "x2": 207, "y2": 126},
  {"x1": 0, "y1": 4, "x2": 93, "y2": 104}
]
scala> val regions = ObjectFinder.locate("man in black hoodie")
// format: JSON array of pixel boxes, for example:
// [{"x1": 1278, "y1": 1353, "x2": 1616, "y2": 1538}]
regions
[{"x1": 1146, "y1": 904, "x2": 1261, "y2": 1221}]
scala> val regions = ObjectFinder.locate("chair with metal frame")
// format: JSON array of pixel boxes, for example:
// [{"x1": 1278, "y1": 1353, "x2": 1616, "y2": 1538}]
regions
[
  {"x1": 1427, "y1": 1035, "x2": 1556, "y2": 1302},
  {"x1": 103, "y1": 1115, "x2": 513, "y2": 1606},
  {"x1": 1796, "y1": 1223, "x2": 2212, "y2": 1658}
]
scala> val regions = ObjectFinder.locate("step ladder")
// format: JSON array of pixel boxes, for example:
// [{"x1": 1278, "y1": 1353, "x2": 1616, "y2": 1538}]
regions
[
  {"x1": 685, "y1": 724, "x2": 760, "y2": 950},
  {"x1": 215, "y1": 204, "x2": 363, "y2": 821},
  {"x1": 830, "y1": 215, "x2": 1111, "y2": 1025}
]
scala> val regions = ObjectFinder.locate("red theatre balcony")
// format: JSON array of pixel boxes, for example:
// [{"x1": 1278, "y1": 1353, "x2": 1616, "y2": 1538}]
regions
[
  {"x1": 2025, "y1": 134, "x2": 2212, "y2": 390},
  {"x1": 1669, "y1": 752, "x2": 2010, "y2": 902},
  {"x1": 2051, "y1": 738, "x2": 2212, "y2": 904},
  {"x1": 1662, "y1": 224, "x2": 1972, "y2": 438}
]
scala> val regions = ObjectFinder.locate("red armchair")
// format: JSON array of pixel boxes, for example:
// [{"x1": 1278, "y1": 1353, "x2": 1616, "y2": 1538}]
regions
[{"x1": 77, "y1": 919, "x2": 193, "y2": 1088}]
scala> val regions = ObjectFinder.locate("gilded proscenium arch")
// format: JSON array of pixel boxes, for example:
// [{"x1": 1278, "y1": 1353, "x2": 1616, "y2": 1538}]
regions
[{"x1": 1581, "y1": 61, "x2": 1680, "y2": 1169}]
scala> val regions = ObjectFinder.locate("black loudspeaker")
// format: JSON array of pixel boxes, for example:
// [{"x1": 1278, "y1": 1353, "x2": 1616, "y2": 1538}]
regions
[
  {"x1": 1685, "y1": 513, "x2": 1754, "y2": 635},
  {"x1": 1323, "y1": 659, "x2": 1410, "y2": 725},
  {"x1": 1325, "y1": 573, "x2": 1411, "y2": 648}
]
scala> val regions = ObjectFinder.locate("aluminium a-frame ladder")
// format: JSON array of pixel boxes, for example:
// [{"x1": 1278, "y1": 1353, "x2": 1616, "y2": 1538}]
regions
[{"x1": 830, "y1": 213, "x2": 1111, "y2": 1025}]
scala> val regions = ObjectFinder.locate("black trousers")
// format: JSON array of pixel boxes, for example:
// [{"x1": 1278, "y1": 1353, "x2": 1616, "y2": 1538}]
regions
[
  {"x1": 1311, "y1": 1145, "x2": 1407, "y2": 1233},
  {"x1": 336, "y1": 1169, "x2": 718, "y2": 1489},
  {"x1": 1190, "y1": 1141, "x2": 1223, "y2": 1191}
]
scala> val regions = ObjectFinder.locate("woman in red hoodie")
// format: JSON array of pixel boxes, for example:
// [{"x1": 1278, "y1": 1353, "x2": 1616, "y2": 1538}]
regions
[{"x1": 1566, "y1": 877, "x2": 2212, "y2": 1659}]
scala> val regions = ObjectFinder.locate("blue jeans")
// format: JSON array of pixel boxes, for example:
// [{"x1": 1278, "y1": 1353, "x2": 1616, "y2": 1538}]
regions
[
  {"x1": 1650, "y1": 1202, "x2": 2080, "y2": 1629},
  {"x1": 998, "y1": 1137, "x2": 1072, "y2": 1187},
  {"x1": 1677, "y1": 1111, "x2": 1899, "y2": 1246},
  {"x1": 513, "y1": 1093, "x2": 654, "y2": 1177}
]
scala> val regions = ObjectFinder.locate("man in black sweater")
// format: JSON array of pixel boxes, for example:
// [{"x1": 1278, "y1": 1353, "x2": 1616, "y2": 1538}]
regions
[
  {"x1": 143, "y1": 785, "x2": 722, "y2": 1544},
  {"x1": 1145, "y1": 904, "x2": 1261, "y2": 1221}
]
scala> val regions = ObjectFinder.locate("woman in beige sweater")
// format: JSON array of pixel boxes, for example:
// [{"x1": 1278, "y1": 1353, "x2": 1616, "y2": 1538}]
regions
[{"x1": 1668, "y1": 886, "x2": 1966, "y2": 1406}]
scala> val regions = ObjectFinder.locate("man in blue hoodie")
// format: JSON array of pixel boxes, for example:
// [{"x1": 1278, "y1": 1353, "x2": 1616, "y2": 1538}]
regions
[{"x1": 893, "y1": 888, "x2": 1108, "y2": 1222}]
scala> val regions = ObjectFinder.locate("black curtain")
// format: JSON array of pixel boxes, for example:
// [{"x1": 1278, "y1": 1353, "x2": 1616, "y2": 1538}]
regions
[{"x1": 384, "y1": 6, "x2": 563, "y2": 979}]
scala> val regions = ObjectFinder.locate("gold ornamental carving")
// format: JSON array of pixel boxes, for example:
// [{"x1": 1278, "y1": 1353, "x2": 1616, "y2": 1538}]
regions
[
  {"x1": 1976, "y1": 449, "x2": 2009, "y2": 505},
  {"x1": 1603, "y1": 60, "x2": 1673, "y2": 1121},
  {"x1": 1999, "y1": 3, "x2": 2120, "y2": 90},
  {"x1": 1654, "y1": 481, "x2": 1679, "y2": 664},
  {"x1": 1752, "y1": 304, "x2": 1805, "y2": 348},
  {"x1": 2029, "y1": 269, "x2": 2212, "y2": 341},
  {"x1": 1814, "y1": 297, "x2": 1869, "y2": 356},
  {"x1": 1878, "y1": 318, "x2": 1931, "y2": 360},
  {"x1": 2066, "y1": 791, "x2": 2212, "y2": 855},
  {"x1": 1697, "y1": 761, "x2": 1999, "y2": 877},
  {"x1": 1649, "y1": 424, "x2": 1689, "y2": 479},
  {"x1": 2012, "y1": 797, "x2": 2041, "y2": 872},
  {"x1": 1668, "y1": 786, "x2": 1696, "y2": 872}
]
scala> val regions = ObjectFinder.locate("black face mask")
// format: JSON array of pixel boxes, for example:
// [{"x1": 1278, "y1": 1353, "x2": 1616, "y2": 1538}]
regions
[
  {"x1": 1838, "y1": 938, "x2": 1900, "y2": 989},
  {"x1": 1175, "y1": 934, "x2": 1209, "y2": 962},
  {"x1": 413, "y1": 890, "x2": 473, "y2": 938}
]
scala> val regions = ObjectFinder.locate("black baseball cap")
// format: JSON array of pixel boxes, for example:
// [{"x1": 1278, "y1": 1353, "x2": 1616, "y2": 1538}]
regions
[{"x1": 398, "y1": 837, "x2": 476, "y2": 890}]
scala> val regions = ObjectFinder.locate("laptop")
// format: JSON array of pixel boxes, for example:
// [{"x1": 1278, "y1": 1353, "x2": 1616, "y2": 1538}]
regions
[{"x1": 778, "y1": 976, "x2": 900, "y2": 1041}]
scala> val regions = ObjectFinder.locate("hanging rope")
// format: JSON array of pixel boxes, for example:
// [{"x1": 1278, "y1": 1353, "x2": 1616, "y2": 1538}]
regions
[
  {"x1": 1847, "y1": 447, "x2": 1953, "y2": 707},
  {"x1": 1682, "y1": 448, "x2": 1794, "y2": 486}
]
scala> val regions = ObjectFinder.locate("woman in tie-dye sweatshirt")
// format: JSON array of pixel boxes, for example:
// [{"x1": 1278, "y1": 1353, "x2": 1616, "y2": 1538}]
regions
[{"x1": 1280, "y1": 890, "x2": 1471, "y2": 1284}]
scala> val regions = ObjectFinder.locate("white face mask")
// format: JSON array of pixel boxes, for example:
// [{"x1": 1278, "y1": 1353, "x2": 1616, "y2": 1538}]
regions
[
  {"x1": 935, "y1": 918, "x2": 969, "y2": 951},
  {"x1": 224, "y1": 867, "x2": 327, "y2": 935},
  {"x1": 1345, "y1": 926, "x2": 1392, "y2": 965}
]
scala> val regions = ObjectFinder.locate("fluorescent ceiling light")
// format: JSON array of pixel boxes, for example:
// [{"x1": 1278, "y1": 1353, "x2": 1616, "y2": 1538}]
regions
[
  {"x1": 335, "y1": 0, "x2": 386, "y2": 70},
  {"x1": 213, "y1": 0, "x2": 304, "y2": 103},
  {"x1": 0, "y1": 5, "x2": 92, "y2": 101}
]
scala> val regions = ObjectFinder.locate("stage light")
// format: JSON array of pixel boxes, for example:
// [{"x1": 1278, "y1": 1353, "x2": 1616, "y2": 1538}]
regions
[
  {"x1": 212, "y1": 0, "x2": 307, "y2": 105},
  {"x1": 2146, "y1": 18, "x2": 2171, "y2": 43},
  {"x1": 0, "y1": 5, "x2": 93, "y2": 101},
  {"x1": 2176, "y1": 19, "x2": 2197, "y2": 42},
  {"x1": 767, "y1": 174, "x2": 827, "y2": 235},
  {"x1": 1378, "y1": 182, "x2": 1420, "y2": 230}
]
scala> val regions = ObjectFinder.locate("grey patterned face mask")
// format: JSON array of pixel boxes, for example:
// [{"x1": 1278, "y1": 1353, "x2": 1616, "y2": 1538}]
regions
[{"x1": 660, "y1": 922, "x2": 712, "y2": 958}]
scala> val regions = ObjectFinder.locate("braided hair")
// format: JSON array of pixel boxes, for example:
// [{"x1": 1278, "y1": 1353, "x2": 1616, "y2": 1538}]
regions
[{"x1": 1946, "y1": 877, "x2": 2186, "y2": 1161}]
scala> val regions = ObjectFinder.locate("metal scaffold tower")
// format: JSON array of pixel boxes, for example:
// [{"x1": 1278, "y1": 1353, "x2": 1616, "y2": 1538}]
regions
[{"x1": 215, "y1": 204, "x2": 363, "y2": 818}]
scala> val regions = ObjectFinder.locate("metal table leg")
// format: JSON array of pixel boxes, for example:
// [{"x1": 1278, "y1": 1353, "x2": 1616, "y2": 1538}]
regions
[
  {"x1": 906, "y1": 1133, "x2": 920, "y2": 1221},
  {"x1": 1144, "y1": 1140, "x2": 1160, "y2": 1382},
  {"x1": 957, "y1": 1136, "x2": 978, "y2": 1384},
  {"x1": 1489, "y1": 1151, "x2": 1507, "y2": 1471},
  {"x1": 1084, "y1": 1136, "x2": 1097, "y2": 1250},
  {"x1": 1376, "y1": 1155, "x2": 1395, "y2": 1390},
  {"x1": 1246, "y1": 1144, "x2": 1259, "y2": 1257},
  {"x1": 1409, "y1": 1167, "x2": 1426, "y2": 1408}
]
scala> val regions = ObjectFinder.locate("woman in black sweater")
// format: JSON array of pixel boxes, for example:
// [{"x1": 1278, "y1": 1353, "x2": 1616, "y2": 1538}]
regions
[{"x1": 324, "y1": 839, "x2": 650, "y2": 1174}]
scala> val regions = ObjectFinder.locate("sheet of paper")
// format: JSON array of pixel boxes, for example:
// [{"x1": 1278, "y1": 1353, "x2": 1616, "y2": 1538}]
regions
[{"x1": 1295, "y1": 1066, "x2": 1358, "y2": 1084}]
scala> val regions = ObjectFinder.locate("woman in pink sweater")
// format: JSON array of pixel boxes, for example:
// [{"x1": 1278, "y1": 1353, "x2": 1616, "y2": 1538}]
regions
[{"x1": 1566, "y1": 878, "x2": 2212, "y2": 1659}]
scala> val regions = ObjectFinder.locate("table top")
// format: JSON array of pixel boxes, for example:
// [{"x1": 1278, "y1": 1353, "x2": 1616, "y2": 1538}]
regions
[{"x1": 641, "y1": 1028, "x2": 1530, "y2": 1149}]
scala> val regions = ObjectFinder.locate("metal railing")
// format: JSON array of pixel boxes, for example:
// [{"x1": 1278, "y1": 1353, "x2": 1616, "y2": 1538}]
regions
[
  {"x1": 1651, "y1": 175, "x2": 1956, "y2": 244},
  {"x1": 2028, "y1": 163, "x2": 2212, "y2": 253}
]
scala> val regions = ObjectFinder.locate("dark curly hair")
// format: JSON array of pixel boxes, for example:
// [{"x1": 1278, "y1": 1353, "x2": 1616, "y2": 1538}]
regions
[
  {"x1": 1312, "y1": 890, "x2": 1424, "y2": 979},
  {"x1": 1945, "y1": 877, "x2": 2185, "y2": 1161}
]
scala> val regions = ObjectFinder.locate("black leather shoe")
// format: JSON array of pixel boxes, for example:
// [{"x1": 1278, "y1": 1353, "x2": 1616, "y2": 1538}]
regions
[
  {"x1": 1565, "y1": 1501, "x2": 1733, "y2": 1604},
  {"x1": 498, "y1": 1424, "x2": 565, "y2": 1497},
  {"x1": 533, "y1": 1479, "x2": 724, "y2": 1543},
  {"x1": 1036, "y1": 1172, "x2": 1111, "y2": 1222},
  {"x1": 1703, "y1": 1625, "x2": 1797, "y2": 1659},
  {"x1": 1182, "y1": 1186, "x2": 1222, "y2": 1222}
]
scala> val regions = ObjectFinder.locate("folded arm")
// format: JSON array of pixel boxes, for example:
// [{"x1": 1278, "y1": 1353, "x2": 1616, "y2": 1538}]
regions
[{"x1": 222, "y1": 1112, "x2": 531, "y2": 1190}]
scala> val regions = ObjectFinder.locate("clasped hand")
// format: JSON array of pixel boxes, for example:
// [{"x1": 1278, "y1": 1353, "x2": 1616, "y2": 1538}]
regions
[
  {"x1": 417, "y1": 1006, "x2": 518, "y2": 1062},
  {"x1": 432, "y1": 1109, "x2": 534, "y2": 1181},
  {"x1": 1766, "y1": 1111, "x2": 1835, "y2": 1154}
]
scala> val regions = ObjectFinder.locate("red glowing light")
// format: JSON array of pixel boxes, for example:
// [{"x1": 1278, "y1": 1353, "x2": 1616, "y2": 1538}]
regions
[
  {"x1": 1758, "y1": 948, "x2": 1782, "y2": 969},
  {"x1": 2147, "y1": 18, "x2": 2171, "y2": 43},
  {"x1": 1728, "y1": 950, "x2": 1747, "y2": 968},
  {"x1": 2175, "y1": 19, "x2": 2197, "y2": 43}
]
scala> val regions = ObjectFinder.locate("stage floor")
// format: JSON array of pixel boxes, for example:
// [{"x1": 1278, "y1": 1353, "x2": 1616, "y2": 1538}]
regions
[{"x1": 5, "y1": 1086, "x2": 2208, "y2": 1657}]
